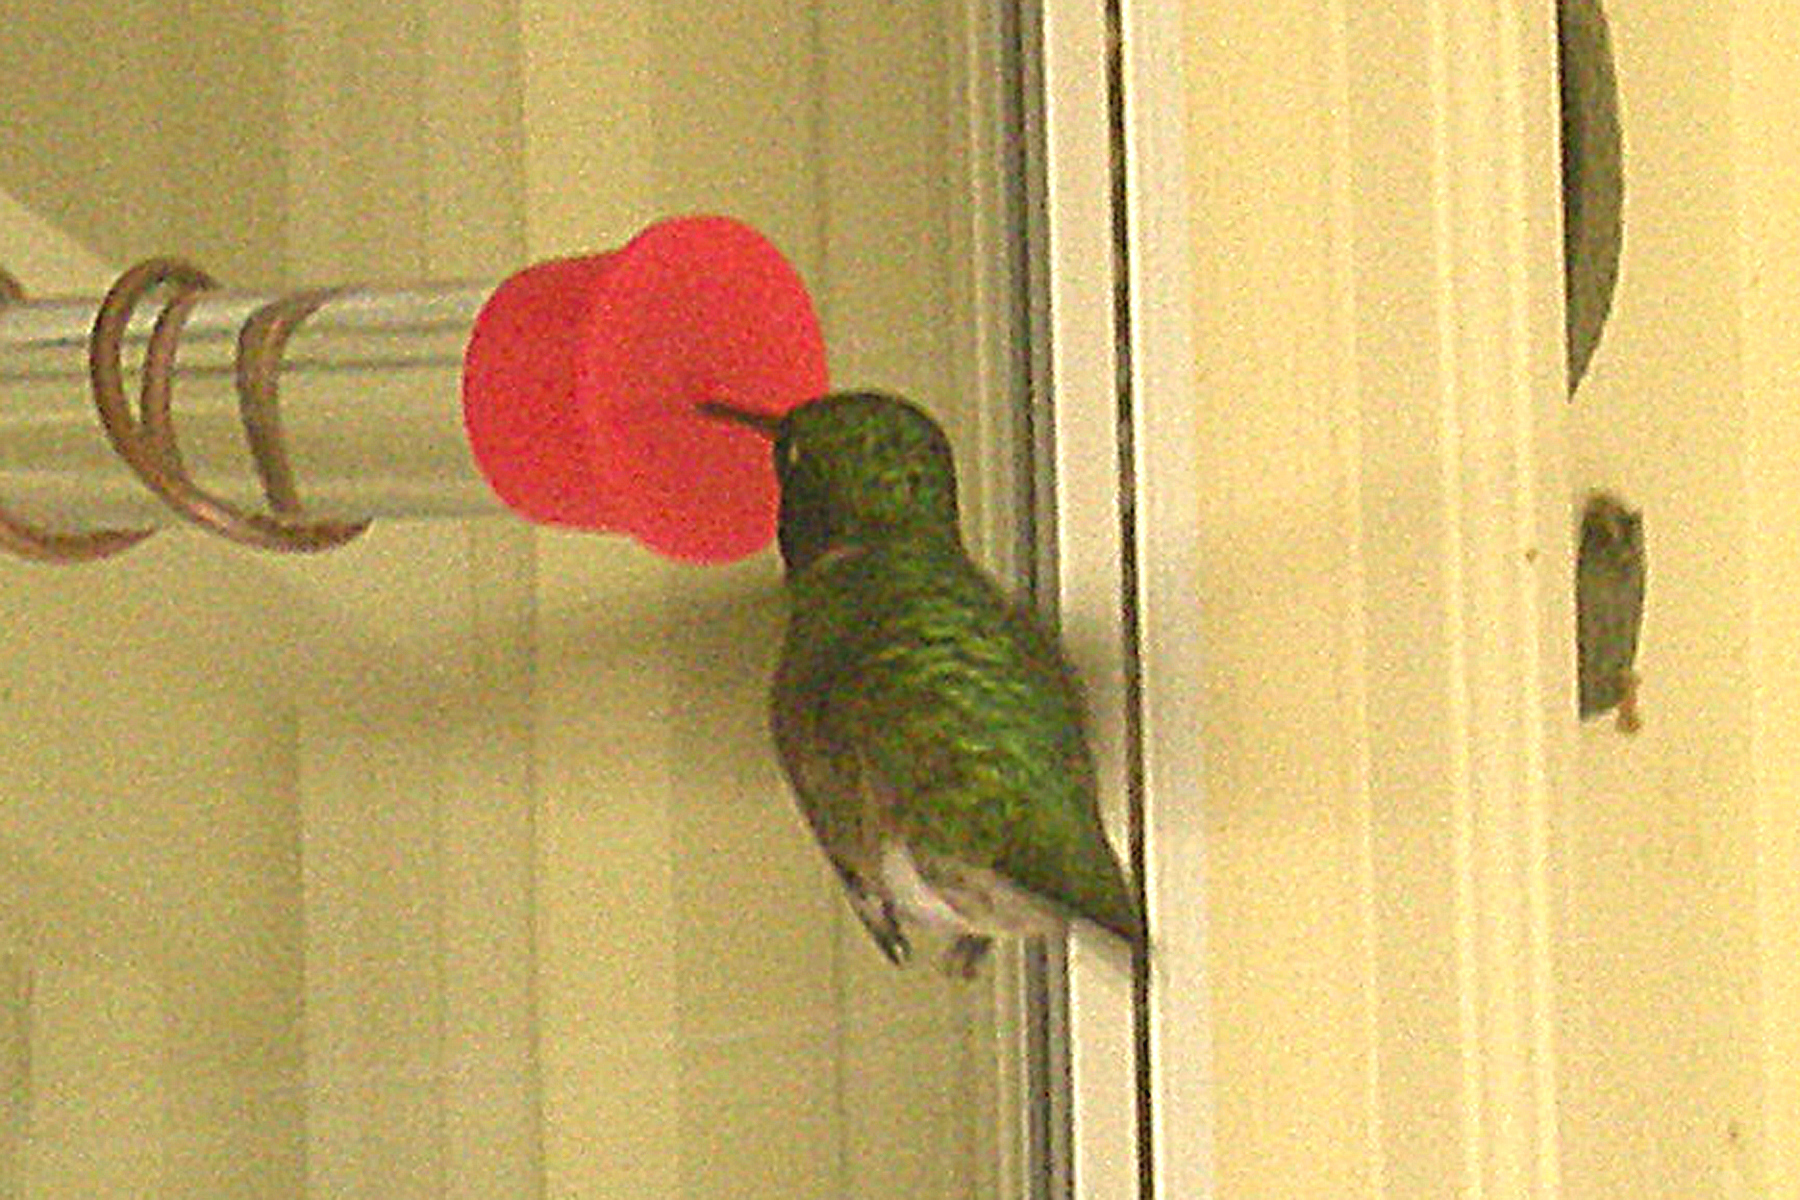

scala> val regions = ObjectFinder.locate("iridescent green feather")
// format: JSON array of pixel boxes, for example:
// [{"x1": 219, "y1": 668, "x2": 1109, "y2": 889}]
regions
[{"x1": 779, "y1": 540, "x2": 1141, "y2": 941}]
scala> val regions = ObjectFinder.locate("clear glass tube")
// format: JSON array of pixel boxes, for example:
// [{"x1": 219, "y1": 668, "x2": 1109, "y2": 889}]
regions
[{"x1": 0, "y1": 282, "x2": 505, "y2": 531}]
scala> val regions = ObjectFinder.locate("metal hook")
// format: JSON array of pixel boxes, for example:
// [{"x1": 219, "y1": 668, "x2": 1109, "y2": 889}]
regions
[
  {"x1": 81, "y1": 259, "x2": 369, "y2": 555},
  {"x1": 0, "y1": 267, "x2": 154, "y2": 563},
  {"x1": 0, "y1": 260, "x2": 376, "y2": 562},
  {"x1": 236, "y1": 287, "x2": 349, "y2": 517},
  {"x1": 0, "y1": 259, "x2": 381, "y2": 562}
]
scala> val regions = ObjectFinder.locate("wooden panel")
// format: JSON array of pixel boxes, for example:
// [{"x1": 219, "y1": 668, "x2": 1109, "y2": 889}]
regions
[
  {"x1": 1183, "y1": 0, "x2": 1570, "y2": 1195},
  {"x1": 1182, "y1": 0, "x2": 1385, "y2": 1191}
]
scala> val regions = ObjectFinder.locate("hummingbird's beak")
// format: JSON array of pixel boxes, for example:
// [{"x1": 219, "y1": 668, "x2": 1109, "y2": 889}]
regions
[{"x1": 698, "y1": 400, "x2": 783, "y2": 438}]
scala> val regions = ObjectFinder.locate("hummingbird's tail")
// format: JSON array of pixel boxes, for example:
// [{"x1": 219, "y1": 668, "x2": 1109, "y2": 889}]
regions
[{"x1": 1084, "y1": 878, "x2": 1147, "y2": 948}]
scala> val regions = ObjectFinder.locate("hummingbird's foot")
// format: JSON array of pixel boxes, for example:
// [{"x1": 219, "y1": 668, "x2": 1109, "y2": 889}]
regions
[
  {"x1": 846, "y1": 890, "x2": 912, "y2": 966},
  {"x1": 873, "y1": 924, "x2": 912, "y2": 967},
  {"x1": 942, "y1": 935, "x2": 992, "y2": 980},
  {"x1": 835, "y1": 868, "x2": 913, "y2": 966}
]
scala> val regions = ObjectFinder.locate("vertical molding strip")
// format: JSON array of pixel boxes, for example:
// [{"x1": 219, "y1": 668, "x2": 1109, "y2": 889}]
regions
[
  {"x1": 1177, "y1": 0, "x2": 1569, "y2": 1191},
  {"x1": 1038, "y1": 0, "x2": 1140, "y2": 1195},
  {"x1": 1737, "y1": 3, "x2": 1800, "y2": 1193},
  {"x1": 1345, "y1": 0, "x2": 1570, "y2": 1193},
  {"x1": 1115, "y1": 1, "x2": 1217, "y2": 1198}
]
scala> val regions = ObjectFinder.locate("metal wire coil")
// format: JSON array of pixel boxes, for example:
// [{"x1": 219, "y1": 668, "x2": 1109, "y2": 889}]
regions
[{"x1": 0, "y1": 261, "x2": 369, "y2": 563}]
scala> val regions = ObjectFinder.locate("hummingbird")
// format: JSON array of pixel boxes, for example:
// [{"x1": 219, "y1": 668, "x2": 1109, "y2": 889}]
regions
[{"x1": 701, "y1": 391, "x2": 1143, "y2": 976}]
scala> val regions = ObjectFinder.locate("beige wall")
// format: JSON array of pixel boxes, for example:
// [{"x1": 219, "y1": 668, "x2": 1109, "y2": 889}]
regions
[
  {"x1": 1736, "y1": 0, "x2": 1800, "y2": 1194},
  {"x1": 1187, "y1": 0, "x2": 1796, "y2": 1196},
  {"x1": 0, "y1": 0, "x2": 289, "y2": 286}
]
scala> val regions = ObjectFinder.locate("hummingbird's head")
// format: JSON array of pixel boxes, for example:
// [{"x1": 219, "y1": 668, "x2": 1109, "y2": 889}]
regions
[{"x1": 701, "y1": 391, "x2": 960, "y2": 573}]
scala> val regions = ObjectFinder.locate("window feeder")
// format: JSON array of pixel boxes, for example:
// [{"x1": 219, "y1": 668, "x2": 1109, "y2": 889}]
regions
[{"x1": 0, "y1": 215, "x2": 826, "y2": 565}]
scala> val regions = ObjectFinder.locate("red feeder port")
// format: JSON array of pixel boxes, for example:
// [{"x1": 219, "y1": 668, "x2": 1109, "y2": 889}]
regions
[{"x1": 462, "y1": 215, "x2": 826, "y2": 564}]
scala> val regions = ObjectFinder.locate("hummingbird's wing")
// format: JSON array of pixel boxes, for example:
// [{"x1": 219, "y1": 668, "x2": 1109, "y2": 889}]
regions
[{"x1": 770, "y1": 665, "x2": 915, "y2": 965}]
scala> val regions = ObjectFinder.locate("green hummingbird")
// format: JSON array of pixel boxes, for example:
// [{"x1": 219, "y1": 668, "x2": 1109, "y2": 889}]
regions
[{"x1": 701, "y1": 391, "x2": 1143, "y2": 976}]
